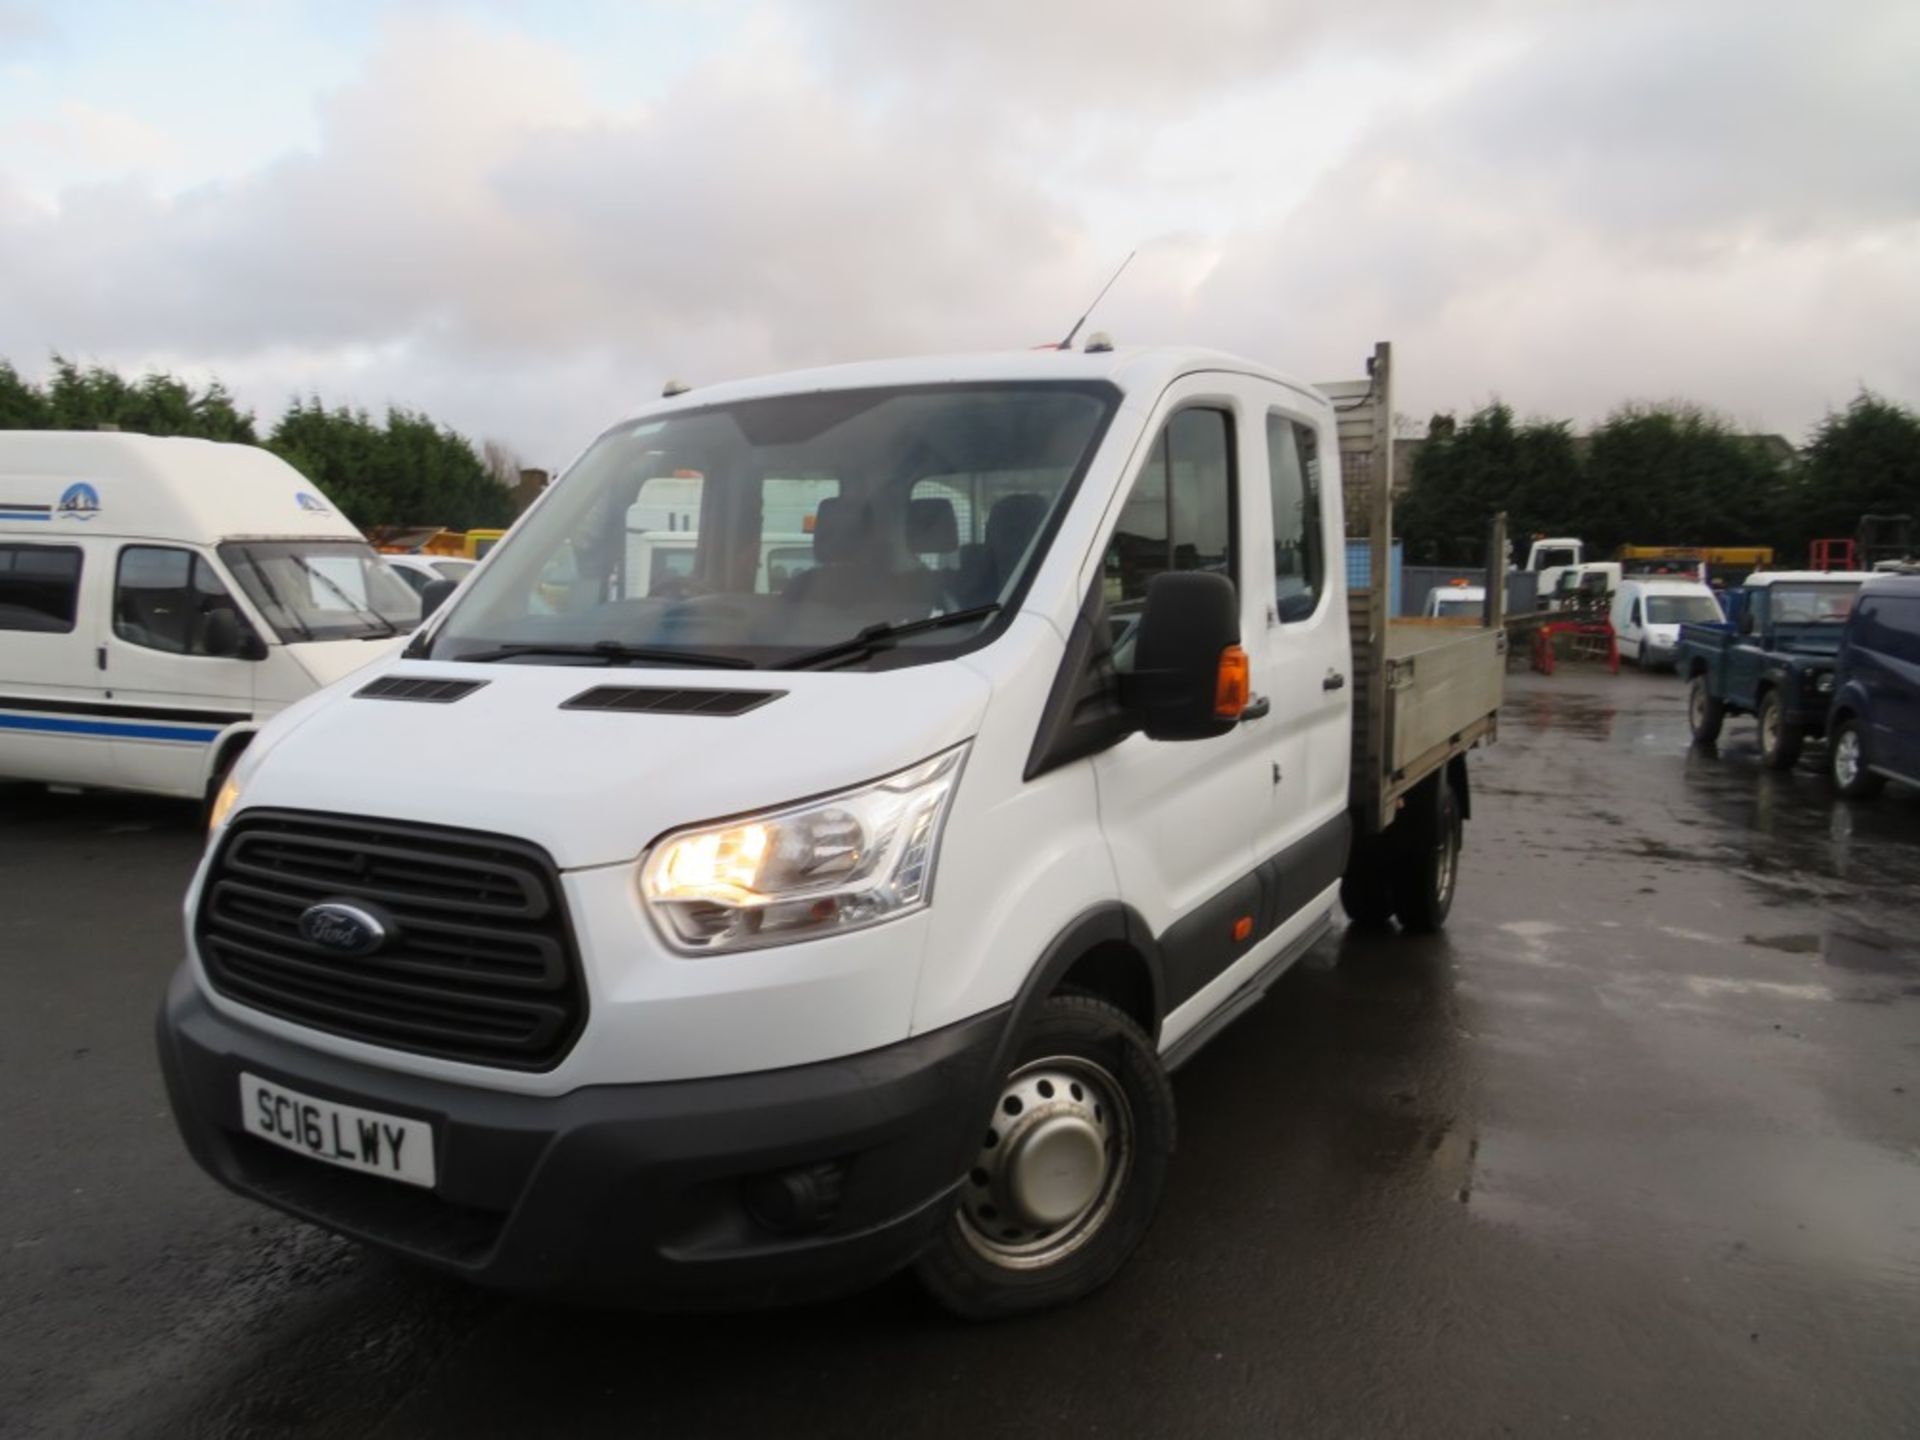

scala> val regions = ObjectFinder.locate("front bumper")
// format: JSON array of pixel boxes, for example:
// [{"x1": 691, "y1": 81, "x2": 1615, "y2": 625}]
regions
[{"x1": 157, "y1": 966, "x2": 1007, "y2": 1308}]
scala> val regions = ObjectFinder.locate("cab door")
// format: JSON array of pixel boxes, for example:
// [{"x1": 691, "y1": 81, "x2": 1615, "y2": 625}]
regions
[
  {"x1": 101, "y1": 543, "x2": 257, "y2": 798},
  {"x1": 1245, "y1": 396, "x2": 1351, "y2": 937},
  {"x1": 1088, "y1": 383, "x2": 1265, "y2": 1025}
]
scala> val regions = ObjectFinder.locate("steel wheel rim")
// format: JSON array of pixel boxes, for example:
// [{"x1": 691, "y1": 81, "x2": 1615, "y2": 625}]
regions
[
  {"x1": 1761, "y1": 701, "x2": 1780, "y2": 755},
  {"x1": 1436, "y1": 807, "x2": 1458, "y2": 905},
  {"x1": 1690, "y1": 683, "x2": 1706, "y2": 730},
  {"x1": 958, "y1": 1055, "x2": 1133, "y2": 1270},
  {"x1": 1835, "y1": 728, "x2": 1861, "y2": 787}
]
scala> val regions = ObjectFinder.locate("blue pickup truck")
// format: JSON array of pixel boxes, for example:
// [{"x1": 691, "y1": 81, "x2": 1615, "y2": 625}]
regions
[
  {"x1": 1827, "y1": 572, "x2": 1920, "y2": 796},
  {"x1": 1680, "y1": 571, "x2": 1866, "y2": 768}
]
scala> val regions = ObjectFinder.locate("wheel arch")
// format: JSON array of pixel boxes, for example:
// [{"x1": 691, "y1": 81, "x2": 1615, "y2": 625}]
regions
[{"x1": 985, "y1": 905, "x2": 1166, "y2": 1086}]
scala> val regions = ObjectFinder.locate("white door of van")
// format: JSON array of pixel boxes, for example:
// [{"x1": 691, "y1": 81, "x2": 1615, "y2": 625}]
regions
[
  {"x1": 1089, "y1": 385, "x2": 1266, "y2": 1028},
  {"x1": 0, "y1": 535, "x2": 108, "y2": 785},
  {"x1": 1247, "y1": 399, "x2": 1351, "y2": 930},
  {"x1": 100, "y1": 542, "x2": 256, "y2": 799}
]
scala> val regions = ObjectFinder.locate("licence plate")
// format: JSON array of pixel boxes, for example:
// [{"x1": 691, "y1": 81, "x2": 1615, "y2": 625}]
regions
[{"x1": 239, "y1": 1073, "x2": 436, "y2": 1188}]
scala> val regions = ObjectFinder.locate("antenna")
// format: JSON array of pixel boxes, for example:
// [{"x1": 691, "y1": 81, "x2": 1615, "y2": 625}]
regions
[{"x1": 1057, "y1": 250, "x2": 1135, "y2": 352}]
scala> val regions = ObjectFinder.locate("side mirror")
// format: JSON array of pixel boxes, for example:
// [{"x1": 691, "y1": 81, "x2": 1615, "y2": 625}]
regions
[
  {"x1": 419, "y1": 577, "x2": 458, "y2": 620},
  {"x1": 1123, "y1": 571, "x2": 1247, "y2": 742},
  {"x1": 200, "y1": 608, "x2": 265, "y2": 661}
]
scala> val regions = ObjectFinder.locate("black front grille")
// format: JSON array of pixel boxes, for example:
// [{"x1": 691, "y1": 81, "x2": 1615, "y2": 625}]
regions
[{"x1": 197, "y1": 811, "x2": 586, "y2": 1071}]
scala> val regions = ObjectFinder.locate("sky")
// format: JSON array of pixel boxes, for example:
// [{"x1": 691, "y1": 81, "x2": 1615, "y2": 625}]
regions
[{"x1": 1, "y1": 0, "x2": 1916, "y2": 469}]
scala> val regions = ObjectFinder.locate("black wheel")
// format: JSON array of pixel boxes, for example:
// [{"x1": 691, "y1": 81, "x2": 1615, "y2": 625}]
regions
[
  {"x1": 1688, "y1": 675, "x2": 1724, "y2": 747},
  {"x1": 915, "y1": 994, "x2": 1174, "y2": 1319},
  {"x1": 1829, "y1": 715, "x2": 1883, "y2": 798},
  {"x1": 1339, "y1": 836, "x2": 1397, "y2": 928},
  {"x1": 1756, "y1": 690, "x2": 1803, "y2": 771},
  {"x1": 1389, "y1": 772, "x2": 1462, "y2": 934}
]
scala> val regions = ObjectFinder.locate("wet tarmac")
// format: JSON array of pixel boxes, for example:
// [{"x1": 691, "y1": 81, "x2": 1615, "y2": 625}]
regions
[{"x1": 3, "y1": 667, "x2": 1918, "y2": 1438}]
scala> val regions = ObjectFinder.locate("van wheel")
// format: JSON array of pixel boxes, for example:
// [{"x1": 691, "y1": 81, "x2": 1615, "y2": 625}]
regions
[
  {"x1": 1757, "y1": 691, "x2": 1803, "y2": 771},
  {"x1": 1389, "y1": 772, "x2": 1461, "y2": 934},
  {"x1": 1829, "y1": 717, "x2": 1883, "y2": 798},
  {"x1": 915, "y1": 995, "x2": 1173, "y2": 1319},
  {"x1": 1339, "y1": 839, "x2": 1397, "y2": 928},
  {"x1": 1688, "y1": 675, "x2": 1724, "y2": 746}
]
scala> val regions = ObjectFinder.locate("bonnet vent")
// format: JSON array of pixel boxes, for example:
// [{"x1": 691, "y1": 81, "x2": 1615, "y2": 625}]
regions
[
  {"x1": 355, "y1": 676, "x2": 489, "y2": 704},
  {"x1": 561, "y1": 686, "x2": 784, "y2": 717}
]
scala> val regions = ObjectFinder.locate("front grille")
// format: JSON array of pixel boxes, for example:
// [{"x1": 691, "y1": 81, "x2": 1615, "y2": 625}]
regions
[{"x1": 197, "y1": 811, "x2": 586, "y2": 1070}]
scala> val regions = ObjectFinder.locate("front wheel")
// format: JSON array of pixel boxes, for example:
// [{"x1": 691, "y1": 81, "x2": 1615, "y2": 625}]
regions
[
  {"x1": 1757, "y1": 690, "x2": 1804, "y2": 771},
  {"x1": 915, "y1": 995, "x2": 1174, "y2": 1320},
  {"x1": 1688, "y1": 675, "x2": 1724, "y2": 746},
  {"x1": 1388, "y1": 772, "x2": 1462, "y2": 934},
  {"x1": 1829, "y1": 716, "x2": 1884, "y2": 798}
]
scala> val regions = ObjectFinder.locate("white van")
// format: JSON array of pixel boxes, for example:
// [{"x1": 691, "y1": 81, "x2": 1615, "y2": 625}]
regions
[
  {"x1": 1611, "y1": 577, "x2": 1724, "y2": 668},
  {"x1": 0, "y1": 433, "x2": 420, "y2": 807},
  {"x1": 158, "y1": 345, "x2": 1506, "y2": 1318}
]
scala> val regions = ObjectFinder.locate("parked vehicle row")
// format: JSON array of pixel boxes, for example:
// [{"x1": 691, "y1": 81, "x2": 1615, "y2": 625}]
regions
[{"x1": 1679, "y1": 568, "x2": 1920, "y2": 797}]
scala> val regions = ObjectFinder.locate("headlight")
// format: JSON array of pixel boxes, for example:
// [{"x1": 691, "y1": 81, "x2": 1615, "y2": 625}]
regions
[
  {"x1": 640, "y1": 745, "x2": 967, "y2": 953},
  {"x1": 1815, "y1": 672, "x2": 1834, "y2": 692},
  {"x1": 207, "y1": 773, "x2": 244, "y2": 832}
]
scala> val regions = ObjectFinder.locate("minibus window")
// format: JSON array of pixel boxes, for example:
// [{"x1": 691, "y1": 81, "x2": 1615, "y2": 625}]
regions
[
  {"x1": 0, "y1": 544, "x2": 82, "y2": 633},
  {"x1": 430, "y1": 381, "x2": 1119, "y2": 669}
]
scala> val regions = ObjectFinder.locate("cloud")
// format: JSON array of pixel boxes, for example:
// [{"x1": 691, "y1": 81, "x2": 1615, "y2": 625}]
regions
[
  {"x1": 0, "y1": 0, "x2": 1914, "y2": 462},
  {"x1": 0, "y1": 1, "x2": 51, "y2": 58}
]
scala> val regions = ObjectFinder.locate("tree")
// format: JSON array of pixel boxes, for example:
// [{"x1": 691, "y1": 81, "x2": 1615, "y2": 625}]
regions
[
  {"x1": 266, "y1": 401, "x2": 515, "y2": 531},
  {"x1": 1581, "y1": 404, "x2": 1788, "y2": 555},
  {"x1": 39, "y1": 356, "x2": 259, "y2": 442},
  {"x1": 1397, "y1": 403, "x2": 1580, "y2": 565},
  {"x1": 1786, "y1": 392, "x2": 1920, "y2": 549},
  {"x1": 0, "y1": 361, "x2": 51, "y2": 427}
]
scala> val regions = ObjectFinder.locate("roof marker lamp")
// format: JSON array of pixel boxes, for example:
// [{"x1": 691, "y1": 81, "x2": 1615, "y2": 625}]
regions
[{"x1": 640, "y1": 745, "x2": 967, "y2": 953}]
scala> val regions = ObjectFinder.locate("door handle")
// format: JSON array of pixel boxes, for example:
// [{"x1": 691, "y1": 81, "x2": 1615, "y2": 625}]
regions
[
  {"x1": 1239, "y1": 695, "x2": 1271, "y2": 722},
  {"x1": 1322, "y1": 671, "x2": 1346, "y2": 692}
]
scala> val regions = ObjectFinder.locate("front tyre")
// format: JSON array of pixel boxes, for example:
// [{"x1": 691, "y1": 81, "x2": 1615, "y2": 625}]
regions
[
  {"x1": 915, "y1": 995, "x2": 1174, "y2": 1319},
  {"x1": 1757, "y1": 690, "x2": 1803, "y2": 771},
  {"x1": 1688, "y1": 675, "x2": 1725, "y2": 746},
  {"x1": 1829, "y1": 716, "x2": 1884, "y2": 798}
]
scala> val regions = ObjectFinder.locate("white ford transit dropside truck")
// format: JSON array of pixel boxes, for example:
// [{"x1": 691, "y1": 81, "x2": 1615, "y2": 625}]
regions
[
  {"x1": 159, "y1": 343, "x2": 1505, "y2": 1317},
  {"x1": 0, "y1": 433, "x2": 420, "y2": 808}
]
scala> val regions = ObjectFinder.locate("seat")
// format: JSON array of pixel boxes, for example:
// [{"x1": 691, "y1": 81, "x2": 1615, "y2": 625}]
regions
[
  {"x1": 784, "y1": 497, "x2": 945, "y2": 615},
  {"x1": 957, "y1": 492, "x2": 1048, "y2": 608}
]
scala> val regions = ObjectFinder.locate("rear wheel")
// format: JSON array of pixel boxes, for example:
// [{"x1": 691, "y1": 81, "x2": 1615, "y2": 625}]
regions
[
  {"x1": 1688, "y1": 675, "x2": 1724, "y2": 746},
  {"x1": 1757, "y1": 690, "x2": 1803, "y2": 771},
  {"x1": 915, "y1": 995, "x2": 1174, "y2": 1319},
  {"x1": 1829, "y1": 716, "x2": 1884, "y2": 798},
  {"x1": 1388, "y1": 772, "x2": 1462, "y2": 934},
  {"x1": 1339, "y1": 836, "x2": 1397, "y2": 928}
]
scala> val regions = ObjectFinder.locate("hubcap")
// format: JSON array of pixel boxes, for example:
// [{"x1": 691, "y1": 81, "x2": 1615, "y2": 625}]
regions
[
  {"x1": 959, "y1": 1056, "x2": 1132, "y2": 1269},
  {"x1": 1836, "y1": 729, "x2": 1861, "y2": 786}
]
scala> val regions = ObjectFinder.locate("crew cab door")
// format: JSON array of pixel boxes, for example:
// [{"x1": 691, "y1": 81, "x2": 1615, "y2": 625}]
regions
[
  {"x1": 1247, "y1": 393, "x2": 1349, "y2": 933},
  {"x1": 1729, "y1": 588, "x2": 1768, "y2": 706},
  {"x1": 1088, "y1": 381, "x2": 1265, "y2": 1021}
]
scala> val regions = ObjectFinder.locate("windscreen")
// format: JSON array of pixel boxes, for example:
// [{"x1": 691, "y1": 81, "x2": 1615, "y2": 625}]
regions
[
  {"x1": 1645, "y1": 594, "x2": 1724, "y2": 625},
  {"x1": 426, "y1": 382, "x2": 1118, "y2": 668},
  {"x1": 1770, "y1": 582, "x2": 1860, "y2": 625},
  {"x1": 220, "y1": 540, "x2": 422, "y2": 641}
]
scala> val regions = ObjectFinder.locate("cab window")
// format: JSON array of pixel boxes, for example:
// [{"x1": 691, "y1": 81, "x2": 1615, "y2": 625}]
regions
[
  {"x1": 0, "y1": 544, "x2": 82, "y2": 633},
  {"x1": 1266, "y1": 414, "x2": 1323, "y2": 621},
  {"x1": 114, "y1": 546, "x2": 241, "y2": 655},
  {"x1": 1103, "y1": 407, "x2": 1236, "y2": 670}
]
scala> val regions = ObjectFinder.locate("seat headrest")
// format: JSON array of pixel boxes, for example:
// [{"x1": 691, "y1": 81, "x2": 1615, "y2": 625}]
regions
[
  {"x1": 986, "y1": 492, "x2": 1049, "y2": 567},
  {"x1": 907, "y1": 497, "x2": 959, "y2": 555},
  {"x1": 811, "y1": 497, "x2": 872, "y2": 565}
]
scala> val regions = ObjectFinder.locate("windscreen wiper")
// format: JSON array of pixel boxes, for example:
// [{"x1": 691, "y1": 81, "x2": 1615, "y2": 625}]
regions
[
  {"x1": 775, "y1": 604, "x2": 1002, "y2": 671},
  {"x1": 453, "y1": 640, "x2": 755, "y2": 669},
  {"x1": 235, "y1": 546, "x2": 314, "y2": 643},
  {"x1": 286, "y1": 554, "x2": 399, "y2": 638}
]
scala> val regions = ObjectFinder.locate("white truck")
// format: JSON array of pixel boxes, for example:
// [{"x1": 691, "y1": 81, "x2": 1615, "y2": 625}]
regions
[
  {"x1": 0, "y1": 432, "x2": 419, "y2": 808},
  {"x1": 159, "y1": 341, "x2": 1504, "y2": 1317},
  {"x1": 1522, "y1": 535, "x2": 1584, "y2": 606}
]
